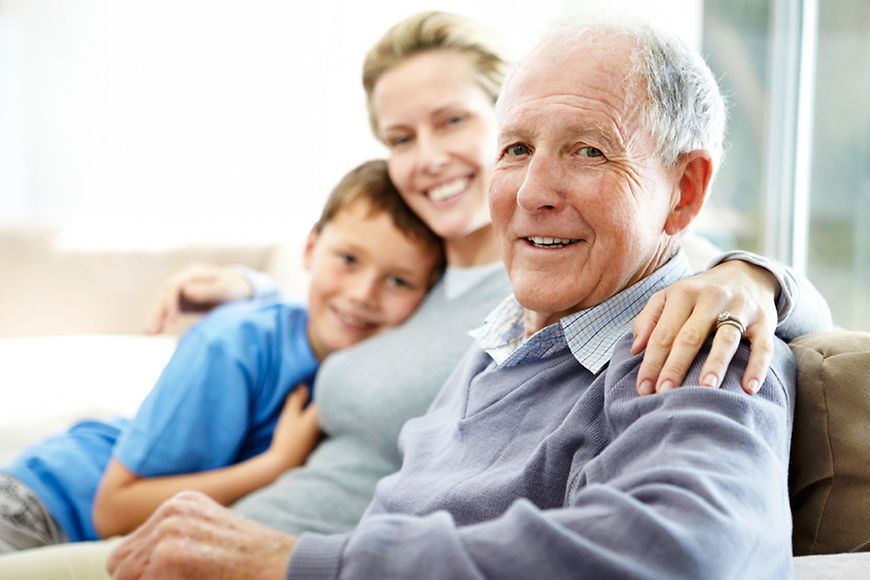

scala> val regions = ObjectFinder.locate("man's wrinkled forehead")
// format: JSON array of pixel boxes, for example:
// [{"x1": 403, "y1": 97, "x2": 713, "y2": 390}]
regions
[
  {"x1": 497, "y1": 32, "x2": 641, "y2": 118},
  {"x1": 496, "y1": 36, "x2": 647, "y2": 155}
]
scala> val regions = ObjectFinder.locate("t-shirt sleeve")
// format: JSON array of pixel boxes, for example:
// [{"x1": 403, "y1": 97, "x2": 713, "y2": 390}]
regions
[{"x1": 113, "y1": 323, "x2": 256, "y2": 477}]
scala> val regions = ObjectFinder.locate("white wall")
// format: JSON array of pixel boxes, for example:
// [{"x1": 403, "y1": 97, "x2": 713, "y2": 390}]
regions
[{"x1": 0, "y1": 0, "x2": 701, "y2": 248}]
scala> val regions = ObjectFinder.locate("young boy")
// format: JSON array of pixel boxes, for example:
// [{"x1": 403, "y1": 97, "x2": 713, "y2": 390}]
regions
[{"x1": 0, "y1": 159, "x2": 444, "y2": 552}]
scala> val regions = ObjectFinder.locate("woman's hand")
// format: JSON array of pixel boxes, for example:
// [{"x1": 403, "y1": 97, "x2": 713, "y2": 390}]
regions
[
  {"x1": 268, "y1": 386, "x2": 320, "y2": 471},
  {"x1": 632, "y1": 260, "x2": 779, "y2": 395},
  {"x1": 144, "y1": 263, "x2": 254, "y2": 334}
]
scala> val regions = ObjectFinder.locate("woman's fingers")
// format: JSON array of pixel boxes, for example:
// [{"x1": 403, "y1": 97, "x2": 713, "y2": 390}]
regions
[{"x1": 635, "y1": 283, "x2": 699, "y2": 394}]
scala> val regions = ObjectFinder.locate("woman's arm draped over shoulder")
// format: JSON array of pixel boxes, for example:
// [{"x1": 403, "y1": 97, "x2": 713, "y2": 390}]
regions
[{"x1": 633, "y1": 250, "x2": 831, "y2": 395}]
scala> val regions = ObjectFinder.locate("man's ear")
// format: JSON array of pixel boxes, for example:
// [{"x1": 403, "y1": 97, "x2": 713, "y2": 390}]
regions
[
  {"x1": 664, "y1": 150, "x2": 713, "y2": 235},
  {"x1": 303, "y1": 227, "x2": 319, "y2": 272}
]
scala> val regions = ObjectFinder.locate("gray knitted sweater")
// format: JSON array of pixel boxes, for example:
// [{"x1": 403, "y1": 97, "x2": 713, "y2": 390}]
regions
[
  {"x1": 287, "y1": 261, "x2": 798, "y2": 579},
  {"x1": 232, "y1": 266, "x2": 511, "y2": 533}
]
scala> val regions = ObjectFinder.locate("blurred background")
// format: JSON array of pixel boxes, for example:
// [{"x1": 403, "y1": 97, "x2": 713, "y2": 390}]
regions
[{"x1": 1, "y1": 0, "x2": 867, "y2": 329}]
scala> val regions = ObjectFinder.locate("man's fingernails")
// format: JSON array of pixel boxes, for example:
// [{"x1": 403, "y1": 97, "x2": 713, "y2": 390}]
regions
[
  {"x1": 638, "y1": 379, "x2": 653, "y2": 395},
  {"x1": 702, "y1": 373, "x2": 719, "y2": 388},
  {"x1": 748, "y1": 379, "x2": 760, "y2": 393},
  {"x1": 658, "y1": 379, "x2": 674, "y2": 392}
]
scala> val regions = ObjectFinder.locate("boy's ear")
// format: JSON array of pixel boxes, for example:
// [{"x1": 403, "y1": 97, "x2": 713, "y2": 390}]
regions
[
  {"x1": 665, "y1": 150, "x2": 713, "y2": 235},
  {"x1": 303, "y1": 227, "x2": 319, "y2": 271}
]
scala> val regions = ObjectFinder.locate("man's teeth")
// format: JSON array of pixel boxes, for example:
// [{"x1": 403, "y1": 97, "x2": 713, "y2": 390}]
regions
[
  {"x1": 527, "y1": 236, "x2": 579, "y2": 248},
  {"x1": 428, "y1": 179, "x2": 469, "y2": 202}
]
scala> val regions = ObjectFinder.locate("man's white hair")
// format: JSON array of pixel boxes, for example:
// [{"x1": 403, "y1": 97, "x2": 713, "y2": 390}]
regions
[{"x1": 523, "y1": 13, "x2": 727, "y2": 171}]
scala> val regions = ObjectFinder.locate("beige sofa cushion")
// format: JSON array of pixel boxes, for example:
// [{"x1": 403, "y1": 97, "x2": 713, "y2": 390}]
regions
[
  {"x1": 790, "y1": 331, "x2": 870, "y2": 555},
  {"x1": 0, "y1": 224, "x2": 280, "y2": 337}
]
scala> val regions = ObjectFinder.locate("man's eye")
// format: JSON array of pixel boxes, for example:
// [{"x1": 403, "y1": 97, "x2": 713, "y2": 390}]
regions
[
  {"x1": 580, "y1": 146, "x2": 604, "y2": 158},
  {"x1": 505, "y1": 143, "x2": 531, "y2": 157}
]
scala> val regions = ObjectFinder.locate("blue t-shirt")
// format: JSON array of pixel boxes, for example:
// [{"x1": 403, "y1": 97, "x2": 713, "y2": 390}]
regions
[{"x1": 3, "y1": 298, "x2": 318, "y2": 541}]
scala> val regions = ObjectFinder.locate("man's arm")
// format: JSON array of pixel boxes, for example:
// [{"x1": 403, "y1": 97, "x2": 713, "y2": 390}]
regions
[
  {"x1": 288, "y1": 340, "x2": 796, "y2": 579},
  {"x1": 107, "y1": 491, "x2": 295, "y2": 580}
]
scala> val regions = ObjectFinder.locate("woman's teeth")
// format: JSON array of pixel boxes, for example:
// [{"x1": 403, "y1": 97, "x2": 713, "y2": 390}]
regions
[
  {"x1": 527, "y1": 236, "x2": 579, "y2": 248},
  {"x1": 428, "y1": 178, "x2": 469, "y2": 202}
]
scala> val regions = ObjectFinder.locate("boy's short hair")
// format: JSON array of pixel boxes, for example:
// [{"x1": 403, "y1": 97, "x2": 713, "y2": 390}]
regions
[{"x1": 314, "y1": 159, "x2": 446, "y2": 283}]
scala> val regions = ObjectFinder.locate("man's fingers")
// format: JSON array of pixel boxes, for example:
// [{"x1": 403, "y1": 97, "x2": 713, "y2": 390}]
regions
[{"x1": 107, "y1": 499, "x2": 166, "y2": 577}]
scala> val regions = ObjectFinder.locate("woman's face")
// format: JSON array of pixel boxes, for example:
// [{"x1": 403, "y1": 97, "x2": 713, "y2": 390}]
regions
[{"x1": 373, "y1": 51, "x2": 498, "y2": 243}]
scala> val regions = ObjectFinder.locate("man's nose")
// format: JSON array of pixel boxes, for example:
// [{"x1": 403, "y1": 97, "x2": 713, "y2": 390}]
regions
[{"x1": 515, "y1": 154, "x2": 564, "y2": 212}]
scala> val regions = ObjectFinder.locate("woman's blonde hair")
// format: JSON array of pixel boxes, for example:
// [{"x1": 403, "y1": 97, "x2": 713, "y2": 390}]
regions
[{"x1": 362, "y1": 11, "x2": 507, "y2": 139}]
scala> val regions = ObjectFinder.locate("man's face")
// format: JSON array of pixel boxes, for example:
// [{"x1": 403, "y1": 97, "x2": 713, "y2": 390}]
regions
[{"x1": 491, "y1": 35, "x2": 681, "y2": 333}]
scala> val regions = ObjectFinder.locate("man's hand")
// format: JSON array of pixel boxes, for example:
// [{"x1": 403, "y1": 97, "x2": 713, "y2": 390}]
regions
[
  {"x1": 107, "y1": 491, "x2": 296, "y2": 580},
  {"x1": 144, "y1": 264, "x2": 254, "y2": 334},
  {"x1": 632, "y1": 260, "x2": 779, "y2": 395}
]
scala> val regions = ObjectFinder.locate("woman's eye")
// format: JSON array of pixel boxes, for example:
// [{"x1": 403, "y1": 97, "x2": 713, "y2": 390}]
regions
[
  {"x1": 580, "y1": 146, "x2": 604, "y2": 158},
  {"x1": 445, "y1": 114, "x2": 465, "y2": 126},
  {"x1": 505, "y1": 143, "x2": 531, "y2": 158},
  {"x1": 386, "y1": 135, "x2": 412, "y2": 148}
]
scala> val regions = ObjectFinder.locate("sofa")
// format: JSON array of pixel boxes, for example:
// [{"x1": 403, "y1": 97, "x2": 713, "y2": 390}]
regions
[{"x1": 1, "y1": 223, "x2": 869, "y2": 577}]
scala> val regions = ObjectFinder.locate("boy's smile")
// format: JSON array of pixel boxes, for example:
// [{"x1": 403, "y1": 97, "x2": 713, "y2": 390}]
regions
[{"x1": 303, "y1": 199, "x2": 440, "y2": 360}]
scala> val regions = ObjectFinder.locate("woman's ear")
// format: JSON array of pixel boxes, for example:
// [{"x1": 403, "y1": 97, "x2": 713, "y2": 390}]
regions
[
  {"x1": 303, "y1": 227, "x2": 320, "y2": 272},
  {"x1": 665, "y1": 150, "x2": 714, "y2": 235}
]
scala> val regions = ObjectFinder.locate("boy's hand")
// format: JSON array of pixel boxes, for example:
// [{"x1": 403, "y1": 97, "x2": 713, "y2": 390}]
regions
[
  {"x1": 144, "y1": 263, "x2": 254, "y2": 334},
  {"x1": 268, "y1": 386, "x2": 320, "y2": 471}
]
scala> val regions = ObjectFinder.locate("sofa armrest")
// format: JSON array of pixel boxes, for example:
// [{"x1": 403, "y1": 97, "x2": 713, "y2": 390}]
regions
[{"x1": 790, "y1": 330, "x2": 870, "y2": 556}]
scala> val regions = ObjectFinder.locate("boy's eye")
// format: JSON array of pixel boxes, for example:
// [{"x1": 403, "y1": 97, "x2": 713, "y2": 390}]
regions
[
  {"x1": 387, "y1": 275, "x2": 413, "y2": 289},
  {"x1": 338, "y1": 253, "x2": 357, "y2": 265}
]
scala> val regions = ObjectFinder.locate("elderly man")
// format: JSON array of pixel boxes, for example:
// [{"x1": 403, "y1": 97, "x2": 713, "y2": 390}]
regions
[{"x1": 108, "y1": 16, "x2": 795, "y2": 580}]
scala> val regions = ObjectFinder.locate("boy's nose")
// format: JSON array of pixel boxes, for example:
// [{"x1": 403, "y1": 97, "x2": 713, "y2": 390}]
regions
[{"x1": 348, "y1": 273, "x2": 379, "y2": 307}]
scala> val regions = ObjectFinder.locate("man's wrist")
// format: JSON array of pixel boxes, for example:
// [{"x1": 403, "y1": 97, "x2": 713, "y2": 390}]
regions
[{"x1": 285, "y1": 533, "x2": 349, "y2": 580}]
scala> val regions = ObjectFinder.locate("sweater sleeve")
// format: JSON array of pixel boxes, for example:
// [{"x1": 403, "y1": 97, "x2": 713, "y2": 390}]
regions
[
  {"x1": 286, "y1": 340, "x2": 797, "y2": 580},
  {"x1": 708, "y1": 250, "x2": 832, "y2": 340}
]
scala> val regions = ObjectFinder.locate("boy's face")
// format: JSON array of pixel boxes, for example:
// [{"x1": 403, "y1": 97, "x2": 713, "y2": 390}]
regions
[{"x1": 304, "y1": 199, "x2": 440, "y2": 360}]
